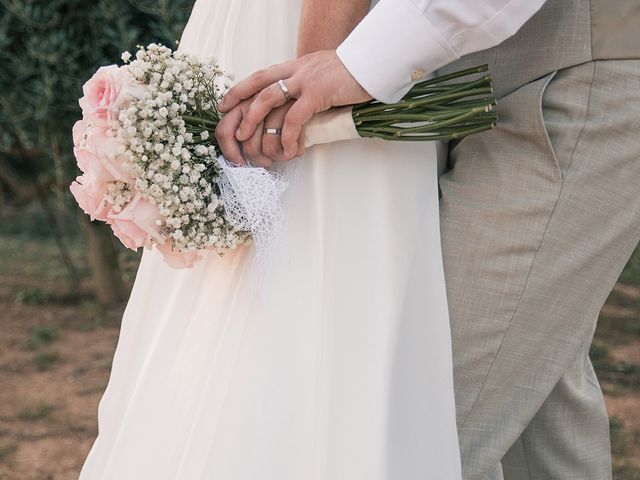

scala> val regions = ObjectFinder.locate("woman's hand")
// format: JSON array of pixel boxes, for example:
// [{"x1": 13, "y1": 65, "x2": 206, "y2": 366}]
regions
[
  {"x1": 215, "y1": 98, "x2": 301, "y2": 166},
  {"x1": 261, "y1": 100, "x2": 306, "y2": 163}
]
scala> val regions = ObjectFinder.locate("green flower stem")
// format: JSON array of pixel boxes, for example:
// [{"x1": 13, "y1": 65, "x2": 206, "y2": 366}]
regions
[
  {"x1": 353, "y1": 74, "x2": 491, "y2": 112},
  {"x1": 350, "y1": 63, "x2": 497, "y2": 142},
  {"x1": 183, "y1": 115, "x2": 218, "y2": 128},
  {"x1": 362, "y1": 112, "x2": 498, "y2": 132},
  {"x1": 352, "y1": 86, "x2": 493, "y2": 117},
  {"x1": 424, "y1": 121, "x2": 497, "y2": 135},
  {"x1": 407, "y1": 76, "x2": 492, "y2": 99},
  {"x1": 355, "y1": 103, "x2": 493, "y2": 124},
  {"x1": 411, "y1": 64, "x2": 489, "y2": 88},
  {"x1": 359, "y1": 122, "x2": 495, "y2": 142},
  {"x1": 370, "y1": 106, "x2": 491, "y2": 136}
]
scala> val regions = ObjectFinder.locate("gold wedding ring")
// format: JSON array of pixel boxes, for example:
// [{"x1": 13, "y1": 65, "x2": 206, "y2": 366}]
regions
[
  {"x1": 277, "y1": 79, "x2": 292, "y2": 101},
  {"x1": 263, "y1": 127, "x2": 282, "y2": 135}
]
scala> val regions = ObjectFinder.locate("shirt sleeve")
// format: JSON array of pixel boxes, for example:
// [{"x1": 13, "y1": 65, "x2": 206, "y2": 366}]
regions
[{"x1": 336, "y1": 0, "x2": 548, "y2": 103}]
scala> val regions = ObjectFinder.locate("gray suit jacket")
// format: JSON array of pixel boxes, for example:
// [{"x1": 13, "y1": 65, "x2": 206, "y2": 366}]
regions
[{"x1": 439, "y1": 0, "x2": 640, "y2": 99}]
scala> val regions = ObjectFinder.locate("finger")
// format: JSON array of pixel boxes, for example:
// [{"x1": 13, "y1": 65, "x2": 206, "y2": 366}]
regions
[
  {"x1": 219, "y1": 61, "x2": 295, "y2": 112},
  {"x1": 215, "y1": 107, "x2": 246, "y2": 165},
  {"x1": 296, "y1": 128, "x2": 306, "y2": 158},
  {"x1": 235, "y1": 81, "x2": 297, "y2": 142},
  {"x1": 262, "y1": 132, "x2": 285, "y2": 162},
  {"x1": 282, "y1": 99, "x2": 315, "y2": 160},
  {"x1": 242, "y1": 121, "x2": 273, "y2": 168},
  {"x1": 261, "y1": 101, "x2": 293, "y2": 162}
]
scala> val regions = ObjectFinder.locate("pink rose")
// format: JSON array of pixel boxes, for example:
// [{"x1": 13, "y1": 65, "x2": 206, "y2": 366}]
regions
[
  {"x1": 86, "y1": 130, "x2": 132, "y2": 183},
  {"x1": 155, "y1": 241, "x2": 202, "y2": 269},
  {"x1": 79, "y1": 65, "x2": 134, "y2": 125},
  {"x1": 107, "y1": 193, "x2": 163, "y2": 251},
  {"x1": 69, "y1": 175, "x2": 111, "y2": 222},
  {"x1": 73, "y1": 121, "x2": 132, "y2": 184},
  {"x1": 73, "y1": 148, "x2": 116, "y2": 186},
  {"x1": 72, "y1": 119, "x2": 87, "y2": 147}
]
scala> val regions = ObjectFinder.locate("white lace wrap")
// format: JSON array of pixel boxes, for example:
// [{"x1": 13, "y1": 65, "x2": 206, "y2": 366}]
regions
[
  {"x1": 215, "y1": 155, "x2": 289, "y2": 257},
  {"x1": 214, "y1": 107, "x2": 360, "y2": 291}
]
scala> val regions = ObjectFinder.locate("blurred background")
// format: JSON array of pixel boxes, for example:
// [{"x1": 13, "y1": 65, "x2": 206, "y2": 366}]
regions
[{"x1": 0, "y1": 1, "x2": 638, "y2": 479}]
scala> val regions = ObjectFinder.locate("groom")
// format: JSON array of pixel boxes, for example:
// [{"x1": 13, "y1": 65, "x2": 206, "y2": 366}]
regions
[{"x1": 217, "y1": 1, "x2": 640, "y2": 478}]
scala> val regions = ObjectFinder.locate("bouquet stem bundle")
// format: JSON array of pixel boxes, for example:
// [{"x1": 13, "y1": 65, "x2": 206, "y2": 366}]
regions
[{"x1": 353, "y1": 65, "x2": 496, "y2": 142}]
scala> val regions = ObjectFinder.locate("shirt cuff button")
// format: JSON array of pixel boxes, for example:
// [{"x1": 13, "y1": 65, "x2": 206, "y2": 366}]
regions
[{"x1": 411, "y1": 69, "x2": 426, "y2": 81}]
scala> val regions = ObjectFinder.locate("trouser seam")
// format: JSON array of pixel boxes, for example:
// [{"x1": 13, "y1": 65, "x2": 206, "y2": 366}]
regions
[
  {"x1": 522, "y1": 439, "x2": 533, "y2": 480},
  {"x1": 459, "y1": 62, "x2": 598, "y2": 432}
]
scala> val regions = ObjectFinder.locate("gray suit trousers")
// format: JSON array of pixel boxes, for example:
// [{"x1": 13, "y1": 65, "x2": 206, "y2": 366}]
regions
[{"x1": 439, "y1": 58, "x2": 640, "y2": 479}]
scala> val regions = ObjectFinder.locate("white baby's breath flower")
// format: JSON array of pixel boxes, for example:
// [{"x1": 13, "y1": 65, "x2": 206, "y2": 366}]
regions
[{"x1": 109, "y1": 43, "x2": 251, "y2": 253}]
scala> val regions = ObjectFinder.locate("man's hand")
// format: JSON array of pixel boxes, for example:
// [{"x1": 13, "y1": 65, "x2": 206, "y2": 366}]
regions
[{"x1": 218, "y1": 50, "x2": 372, "y2": 160}]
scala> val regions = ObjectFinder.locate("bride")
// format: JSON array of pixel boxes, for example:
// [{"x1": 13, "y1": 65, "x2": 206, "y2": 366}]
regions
[{"x1": 78, "y1": 0, "x2": 461, "y2": 478}]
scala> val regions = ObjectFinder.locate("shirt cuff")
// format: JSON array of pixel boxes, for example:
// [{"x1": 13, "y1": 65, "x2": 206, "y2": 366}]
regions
[{"x1": 336, "y1": 0, "x2": 459, "y2": 104}]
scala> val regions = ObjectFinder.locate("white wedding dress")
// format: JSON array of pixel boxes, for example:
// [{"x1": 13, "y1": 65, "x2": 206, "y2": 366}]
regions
[{"x1": 78, "y1": 0, "x2": 461, "y2": 478}]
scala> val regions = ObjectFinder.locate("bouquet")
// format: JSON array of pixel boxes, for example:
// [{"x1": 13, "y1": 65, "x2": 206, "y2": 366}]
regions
[{"x1": 71, "y1": 43, "x2": 496, "y2": 269}]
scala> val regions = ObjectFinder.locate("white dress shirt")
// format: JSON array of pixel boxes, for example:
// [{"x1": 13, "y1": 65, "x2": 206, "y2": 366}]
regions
[{"x1": 336, "y1": 0, "x2": 548, "y2": 103}]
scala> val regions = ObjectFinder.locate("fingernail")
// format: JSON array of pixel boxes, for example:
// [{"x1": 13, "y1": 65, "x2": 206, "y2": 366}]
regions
[{"x1": 235, "y1": 129, "x2": 242, "y2": 139}]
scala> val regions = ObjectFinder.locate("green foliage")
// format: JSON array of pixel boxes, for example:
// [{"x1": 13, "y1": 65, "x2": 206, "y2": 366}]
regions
[
  {"x1": 0, "y1": 442, "x2": 17, "y2": 462},
  {"x1": 27, "y1": 324, "x2": 60, "y2": 350},
  {"x1": 14, "y1": 286, "x2": 53, "y2": 305},
  {"x1": 620, "y1": 244, "x2": 640, "y2": 285},
  {"x1": 0, "y1": 0, "x2": 196, "y2": 181},
  {"x1": 18, "y1": 400, "x2": 57, "y2": 420},
  {"x1": 34, "y1": 350, "x2": 61, "y2": 370}
]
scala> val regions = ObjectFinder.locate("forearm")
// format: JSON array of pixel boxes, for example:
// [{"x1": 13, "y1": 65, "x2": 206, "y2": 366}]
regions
[
  {"x1": 336, "y1": 0, "x2": 548, "y2": 103},
  {"x1": 297, "y1": 0, "x2": 371, "y2": 56}
]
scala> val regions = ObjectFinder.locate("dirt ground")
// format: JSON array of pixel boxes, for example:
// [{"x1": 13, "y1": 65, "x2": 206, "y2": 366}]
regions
[{"x1": 1, "y1": 234, "x2": 639, "y2": 480}]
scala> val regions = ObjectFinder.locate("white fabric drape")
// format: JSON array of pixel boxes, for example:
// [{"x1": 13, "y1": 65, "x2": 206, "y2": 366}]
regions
[{"x1": 78, "y1": 1, "x2": 461, "y2": 478}]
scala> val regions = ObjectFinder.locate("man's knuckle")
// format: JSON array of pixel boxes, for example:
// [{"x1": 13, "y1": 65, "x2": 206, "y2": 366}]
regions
[
  {"x1": 247, "y1": 105, "x2": 264, "y2": 122},
  {"x1": 281, "y1": 133, "x2": 295, "y2": 148},
  {"x1": 284, "y1": 114, "x2": 301, "y2": 130},
  {"x1": 257, "y1": 87, "x2": 273, "y2": 103},
  {"x1": 252, "y1": 69, "x2": 267, "y2": 83}
]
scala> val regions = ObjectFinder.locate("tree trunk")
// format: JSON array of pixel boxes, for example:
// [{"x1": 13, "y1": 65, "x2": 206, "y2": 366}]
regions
[
  {"x1": 84, "y1": 219, "x2": 126, "y2": 305},
  {"x1": 0, "y1": 182, "x2": 5, "y2": 219},
  {"x1": 36, "y1": 185, "x2": 81, "y2": 292}
]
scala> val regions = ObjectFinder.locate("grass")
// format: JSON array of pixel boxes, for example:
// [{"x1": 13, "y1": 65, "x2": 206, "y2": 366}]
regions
[
  {"x1": 611, "y1": 416, "x2": 640, "y2": 480},
  {"x1": 26, "y1": 326, "x2": 62, "y2": 370},
  {"x1": 14, "y1": 287, "x2": 54, "y2": 306},
  {"x1": 27, "y1": 325, "x2": 60, "y2": 351},
  {"x1": 591, "y1": 244, "x2": 640, "y2": 478},
  {"x1": 0, "y1": 442, "x2": 17, "y2": 462},
  {"x1": 619, "y1": 249, "x2": 640, "y2": 285},
  {"x1": 592, "y1": 246, "x2": 640, "y2": 392},
  {"x1": 34, "y1": 351, "x2": 61, "y2": 371},
  {"x1": 18, "y1": 401, "x2": 57, "y2": 421},
  {"x1": 0, "y1": 235, "x2": 87, "y2": 286},
  {"x1": 0, "y1": 207, "x2": 638, "y2": 476}
]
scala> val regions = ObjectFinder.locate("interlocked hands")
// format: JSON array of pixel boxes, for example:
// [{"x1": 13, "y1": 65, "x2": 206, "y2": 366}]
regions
[{"x1": 216, "y1": 49, "x2": 372, "y2": 166}]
